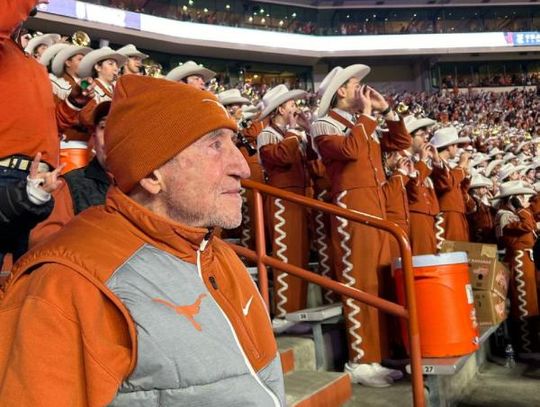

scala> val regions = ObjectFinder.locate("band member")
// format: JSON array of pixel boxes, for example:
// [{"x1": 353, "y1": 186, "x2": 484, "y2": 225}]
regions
[
  {"x1": 312, "y1": 65, "x2": 409, "y2": 387},
  {"x1": 257, "y1": 85, "x2": 310, "y2": 333},
  {"x1": 24, "y1": 32, "x2": 59, "y2": 60},
  {"x1": 494, "y1": 181, "x2": 540, "y2": 355},
  {"x1": 467, "y1": 174, "x2": 496, "y2": 243},
  {"x1": 403, "y1": 116, "x2": 440, "y2": 255},
  {"x1": 166, "y1": 60, "x2": 215, "y2": 91},
  {"x1": 78, "y1": 47, "x2": 127, "y2": 128},
  {"x1": 117, "y1": 44, "x2": 148, "y2": 76},
  {"x1": 430, "y1": 127, "x2": 471, "y2": 243}
]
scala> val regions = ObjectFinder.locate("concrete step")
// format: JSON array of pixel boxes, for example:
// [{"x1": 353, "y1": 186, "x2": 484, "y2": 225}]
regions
[
  {"x1": 285, "y1": 370, "x2": 352, "y2": 407},
  {"x1": 344, "y1": 379, "x2": 414, "y2": 407},
  {"x1": 277, "y1": 336, "x2": 316, "y2": 372}
]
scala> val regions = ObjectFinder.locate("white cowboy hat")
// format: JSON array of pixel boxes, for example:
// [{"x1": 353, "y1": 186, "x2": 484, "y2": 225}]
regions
[
  {"x1": 492, "y1": 180, "x2": 536, "y2": 200},
  {"x1": 501, "y1": 152, "x2": 516, "y2": 163},
  {"x1": 240, "y1": 104, "x2": 260, "y2": 121},
  {"x1": 404, "y1": 115, "x2": 436, "y2": 134},
  {"x1": 25, "y1": 33, "x2": 60, "y2": 55},
  {"x1": 515, "y1": 141, "x2": 531, "y2": 154},
  {"x1": 77, "y1": 47, "x2": 127, "y2": 78},
  {"x1": 484, "y1": 159, "x2": 504, "y2": 177},
  {"x1": 259, "y1": 84, "x2": 307, "y2": 120},
  {"x1": 317, "y1": 64, "x2": 371, "y2": 117},
  {"x1": 469, "y1": 174, "x2": 493, "y2": 189},
  {"x1": 39, "y1": 42, "x2": 69, "y2": 67},
  {"x1": 430, "y1": 127, "x2": 471, "y2": 149},
  {"x1": 165, "y1": 60, "x2": 215, "y2": 82},
  {"x1": 498, "y1": 163, "x2": 518, "y2": 182},
  {"x1": 218, "y1": 89, "x2": 250, "y2": 106},
  {"x1": 470, "y1": 153, "x2": 490, "y2": 168},
  {"x1": 51, "y1": 45, "x2": 92, "y2": 77},
  {"x1": 116, "y1": 44, "x2": 149, "y2": 59},
  {"x1": 487, "y1": 147, "x2": 503, "y2": 157}
]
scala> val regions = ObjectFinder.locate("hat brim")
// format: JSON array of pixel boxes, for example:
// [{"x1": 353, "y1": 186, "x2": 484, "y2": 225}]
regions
[
  {"x1": 78, "y1": 50, "x2": 128, "y2": 78},
  {"x1": 470, "y1": 181, "x2": 492, "y2": 188},
  {"x1": 25, "y1": 33, "x2": 60, "y2": 55},
  {"x1": 52, "y1": 46, "x2": 92, "y2": 77},
  {"x1": 406, "y1": 118, "x2": 436, "y2": 134},
  {"x1": 435, "y1": 136, "x2": 471, "y2": 149},
  {"x1": 39, "y1": 43, "x2": 70, "y2": 67},
  {"x1": 259, "y1": 89, "x2": 307, "y2": 120},
  {"x1": 220, "y1": 96, "x2": 250, "y2": 106},
  {"x1": 318, "y1": 64, "x2": 370, "y2": 117},
  {"x1": 491, "y1": 187, "x2": 536, "y2": 200},
  {"x1": 165, "y1": 66, "x2": 216, "y2": 83},
  {"x1": 125, "y1": 51, "x2": 149, "y2": 59}
]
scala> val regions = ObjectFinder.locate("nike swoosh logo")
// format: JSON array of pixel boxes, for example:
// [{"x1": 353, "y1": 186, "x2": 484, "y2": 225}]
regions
[{"x1": 242, "y1": 296, "x2": 254, "y2": 317}]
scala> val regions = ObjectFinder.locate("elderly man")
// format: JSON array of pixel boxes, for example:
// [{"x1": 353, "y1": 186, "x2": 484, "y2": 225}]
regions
[{"x1": 0, "y1": 76, "x2": 284, "y2": 406}]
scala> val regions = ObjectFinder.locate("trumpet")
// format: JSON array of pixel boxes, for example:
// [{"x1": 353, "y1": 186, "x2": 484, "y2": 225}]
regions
[
  {"x1": 142, "y1": 60, "x2": 163, "y2": 78},
  {"x1": 71, "y1": 31, "x2": 91, "y2": 47},
  {"x1": 396, "y1": 102, "x2": 409, "y2": 115}
]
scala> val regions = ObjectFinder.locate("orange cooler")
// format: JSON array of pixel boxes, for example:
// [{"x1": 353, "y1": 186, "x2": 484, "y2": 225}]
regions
[
  {"x1": 393, "y1": 252, "x2": 479, "y2": 357},
  {"x1": 60, "y1": 141, "x2": 89, "y2": 174}
]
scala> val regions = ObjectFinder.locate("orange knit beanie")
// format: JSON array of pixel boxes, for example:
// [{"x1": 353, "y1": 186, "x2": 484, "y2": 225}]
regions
[{"x1": 105, "y1": 75, "x2": 237, "y2": 192}]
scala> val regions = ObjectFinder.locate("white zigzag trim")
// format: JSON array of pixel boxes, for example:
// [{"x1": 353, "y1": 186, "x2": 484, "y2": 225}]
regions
[
  {"x1": 514, "y1": 250, "x2": 532, "y2": 353},
  {"x1": 274, "y1": 198, "x2": 289, "y2": 318},
  {"x1": 240, "y1": 188, "x2": 251, "y2": 248},
  {"x1": 336, "y1": 191, "x2": 364, "y2": 361},
  {"x1": 435, "y1": 212, "x2": 445, "y2": 251},
  {"x1": 316, "y1": 190, "x2": 333, "y2": 303}
]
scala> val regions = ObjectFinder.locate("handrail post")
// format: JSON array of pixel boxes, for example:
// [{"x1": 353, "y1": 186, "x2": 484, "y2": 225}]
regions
[
  {"x1": 400, "y1": 239, "x2": 425, "y2": 407},
  {"x1": 253, "y1": 189, "x2": 270, "y2": 310}
]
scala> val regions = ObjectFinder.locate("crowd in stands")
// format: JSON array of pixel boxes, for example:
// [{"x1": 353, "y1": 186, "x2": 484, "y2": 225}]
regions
[
  {"x1": 3, "y1": 6, "x2": 540, "y2": 400},
  {"x1": 87, "y1": 0, "x2": 540, "y2": 36}
]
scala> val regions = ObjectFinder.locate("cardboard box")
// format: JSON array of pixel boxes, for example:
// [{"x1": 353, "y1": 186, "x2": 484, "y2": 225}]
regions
[
  {"x1": 473, "y1": 290, "x2": 507, "y2": 326},
  {"x1": 440, "y1": 241, "x2": 510, "y2": 298}
]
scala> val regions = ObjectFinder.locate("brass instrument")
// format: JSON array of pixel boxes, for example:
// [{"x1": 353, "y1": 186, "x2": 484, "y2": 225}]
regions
[
  {"x1": 71, "y1": 31, "x2": 91, "y2": 47},
  {"x1": 396, "y1": 102, "x2": 409, "y2": 115},
  {"x1": 142, "y1": 60, "x2": 163, "y2": 78}
]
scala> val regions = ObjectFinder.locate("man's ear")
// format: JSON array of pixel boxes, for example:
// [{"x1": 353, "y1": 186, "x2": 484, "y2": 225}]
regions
[
  {"x1": 336, "y1": 86, "x2": 347, "y2": 98},
  {"x1": 138, "y1": 170, "x2": 164, "y2": 195}
]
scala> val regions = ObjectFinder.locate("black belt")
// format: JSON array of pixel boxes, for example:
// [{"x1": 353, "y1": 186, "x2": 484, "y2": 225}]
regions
[{"x1": 0, "y1": 156, "x2": 50, "y2": 173}]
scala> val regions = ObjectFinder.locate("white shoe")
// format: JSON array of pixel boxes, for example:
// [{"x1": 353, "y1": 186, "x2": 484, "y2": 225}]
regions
[
  {"x1": 344, "y1": 362, "x2": 393, "y2": 388},
  {"x1": 371, "y1": 363, "x2": 404, "y2": 381},
  {"x1": 272, "y1": 318, "x2": 296, "y2": 334}
]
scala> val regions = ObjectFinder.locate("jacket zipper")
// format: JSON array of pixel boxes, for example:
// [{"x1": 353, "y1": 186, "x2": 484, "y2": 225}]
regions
[{"x1": 196, "y1": 238, "x2": 281, "y2": 407}]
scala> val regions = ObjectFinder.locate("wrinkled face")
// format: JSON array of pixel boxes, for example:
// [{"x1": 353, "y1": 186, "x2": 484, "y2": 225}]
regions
[
  {"x1": 65, "y1": 53, "x2": 84, "y2": 76},
  {"x1": 94, "y1": 117, "x2": 107, "y2": 168},
  {"x1": 126, "y1": 56, "x2": 143, "y2": 74},
  {"x1": 96, "y1": 59, "x2": 119, "y2": 83},
  {"x1": 411, "y1": 128, "x2": 429, "y2": 154},
  {"x1": 157, "y1": 128, "x2": 250, "y2": 229},
  {"x1": 185, "y1": 74, "x2": 206, "y2": 90}
]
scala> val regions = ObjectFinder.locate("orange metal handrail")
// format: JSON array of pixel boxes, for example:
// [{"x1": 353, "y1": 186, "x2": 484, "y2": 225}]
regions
[{"x1": 230, "y1": 179, "x2": 424, "y2": 407}]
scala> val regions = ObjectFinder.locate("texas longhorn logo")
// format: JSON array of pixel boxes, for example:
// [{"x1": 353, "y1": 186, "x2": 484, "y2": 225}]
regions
[{"x1": 154, "y1": 294, "x2": 207, "y2": 331}]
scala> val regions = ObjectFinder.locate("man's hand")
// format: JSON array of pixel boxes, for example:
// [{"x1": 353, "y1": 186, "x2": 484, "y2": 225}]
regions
[
  {"x1": 295, "y1": 111, "x2": 311, "y2": 132},
  {"x1": 426, "y1": 143, "x2": 440, "y2": 164},
  {"x1": 355, "y1": 85, "x2": 372, "y2": 116},
  {"x1": 67, "y1": 78, "x2": 96, "y2": 108},
  {"x1": 458, "y1": 151, "x2": 471, "y2": 168},
  {"x1": 367, "y1": 86, "x2": 389, "y2": 113},
  {"x1": 29, "y1": 153, "x2": 65, "y2": 194}
]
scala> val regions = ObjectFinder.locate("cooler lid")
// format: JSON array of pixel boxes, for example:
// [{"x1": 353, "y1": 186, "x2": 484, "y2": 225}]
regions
[
  {"x1": 392, "y1": 251, "x2": 468, "y2": 270},
  {"x1": 60, "y1": 140, "x2": 88, "y2": 149}
]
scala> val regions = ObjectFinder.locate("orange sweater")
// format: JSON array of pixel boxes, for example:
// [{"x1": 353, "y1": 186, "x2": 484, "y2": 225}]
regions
[{"x1": 0, "y1": 1, "x2": 78, "y2": 168}]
